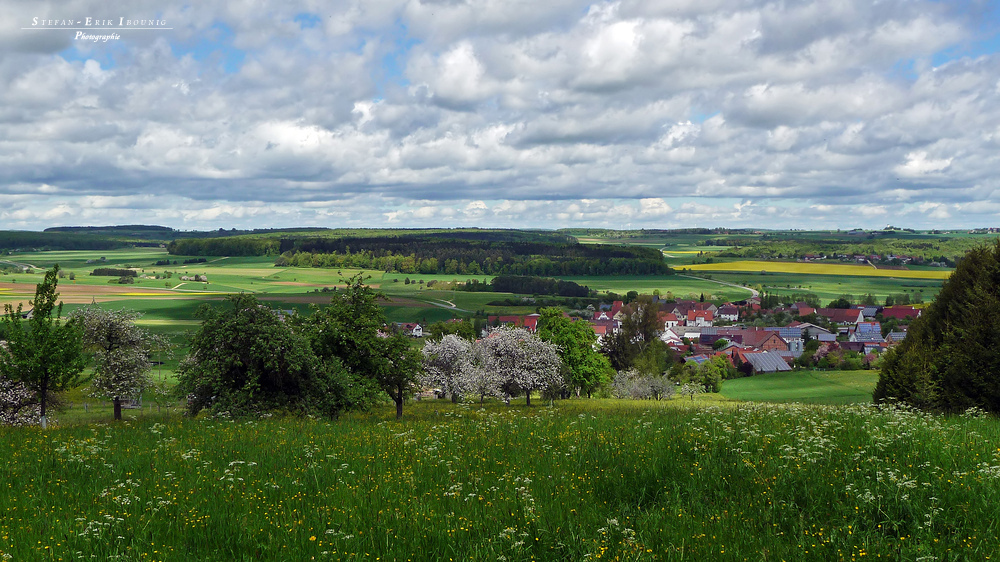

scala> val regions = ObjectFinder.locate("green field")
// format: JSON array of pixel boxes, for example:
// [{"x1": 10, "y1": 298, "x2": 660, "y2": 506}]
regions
[
  {"x1": 722, "y1": 370, "x2": 878, "y2": 405},
  {"x1": 684, "y1": 260, "x2": 952, "y2": 279},
  {"x1": 4, "y1": 399, "x2": 1000, "y2": 560}
]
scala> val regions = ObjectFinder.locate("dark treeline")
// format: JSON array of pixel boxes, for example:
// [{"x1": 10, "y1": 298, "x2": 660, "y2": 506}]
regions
[
  {"x1": 0, "y1": 231, "x2": 132, "y2": 251},
  {"x1": 50, "y1": 225, "x2": 329, "y2": 241},
  {"x1": 269, "y1": 235, "x2": 671, "y2": 276},
  {"x1": 91, "y1": 268, "x2": 137, "y2": 277},
  {"x1": 167, "y1": 237, "x2": 282, "y2": 256},
  {"x1": 460, "y1": 275, "x2": 593, "y2": 297}
]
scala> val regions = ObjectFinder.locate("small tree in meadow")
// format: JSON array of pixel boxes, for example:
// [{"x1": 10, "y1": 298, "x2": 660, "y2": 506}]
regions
[
  {"x1": 679, "y1": 382, "x2": 705, "y2": 401},
  {"x1": 71, "y1": 305, "x2": 167, "y2": 421}
]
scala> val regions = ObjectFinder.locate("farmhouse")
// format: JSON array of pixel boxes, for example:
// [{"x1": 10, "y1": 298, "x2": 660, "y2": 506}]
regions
[
  {"x1": 396, "y1": 323, "x2": 423, "y2": 337},
  {"x1": 659, "y1": 312, "x2": 679, "y2": 329},
  {"x1": 788, "y1": 322, "x2": 837, "y2": 342},
  {"x1": 717, "y1": 304, "x2": 739, "y2": 321},
  {"x1": 487, "y1": 314, "x2": 540, "y2": 332},
  {"x1": 849, "y1": 322, "x2": 884, "y2": 343},
  {"x1": 686, "y1": 310, "x2": 714, "y2": 327}
]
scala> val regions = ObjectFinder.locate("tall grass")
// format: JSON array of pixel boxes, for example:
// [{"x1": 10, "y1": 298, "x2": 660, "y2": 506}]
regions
[{"x1": 2, "y1": 400, "x2": 999, "y2": 560}]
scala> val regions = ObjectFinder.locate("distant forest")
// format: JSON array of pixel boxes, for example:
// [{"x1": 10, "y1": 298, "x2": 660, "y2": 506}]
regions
[
  {"x1": 0, "y1": 225, "x2": 332, "y2": 252},
  {"x1": 166, "y1": 231, "x2": 672, "y2": 276},
  {"x1": 271, "y1": 234, "x2": 671, "y2": 276}
]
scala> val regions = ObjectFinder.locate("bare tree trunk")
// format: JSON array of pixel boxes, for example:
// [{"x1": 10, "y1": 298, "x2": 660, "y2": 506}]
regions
[
  {"x1": 525, "y1": 390, "x2": 531, "y2": 407},
  {"x1": 395, "y1": 388, "x2": 403, "y2": 420},
  {"x1": 114, "y1": 398, "x2": 122, "y2": 420}
]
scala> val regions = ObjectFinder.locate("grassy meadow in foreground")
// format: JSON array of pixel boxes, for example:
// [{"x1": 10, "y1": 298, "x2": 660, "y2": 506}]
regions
[{"x1": 3, "y1": 399, "x2": 999, "y2": 561}]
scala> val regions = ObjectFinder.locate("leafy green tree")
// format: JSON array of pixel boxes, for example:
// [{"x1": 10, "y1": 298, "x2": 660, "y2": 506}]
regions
[
  {"x1": 536, "y1": 308, "x2": 613, "y2": 397},
  {"x1": 302, "y1": 274, "x2": 420, "y2": 419},
  {"x1": 632, "y1": 339, "x2": 674, "y2": 377},
  {"x1": 875, "y1": 240, "x2": 1000, "y2": 412},
  {"x1": 827, "y1": 297, "x2": 853, "y2": 309},
  {"x1": 380, "y1": 333, "x2": 424, "y2": 419},
  {"x1": 177, "y1": 293, "x2": 353, "y2": 418},
  {"x1": 599, "y1": 330, "x2": 636, "y2": 372},
  {"x1": 0, "y1": 266, "x2": 86, "y2": 428},
  {"x1": 600, "y1": 296, "x2": 673, "y2": 374},
  {"x1": 425, "y1": 319, "x2": 477, "y2": 341},
  {"x1": 72, "y1": 305, "x2": 167, "y2": 420}
]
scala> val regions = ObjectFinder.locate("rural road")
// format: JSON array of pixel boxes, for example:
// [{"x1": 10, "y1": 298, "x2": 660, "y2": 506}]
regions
[
  {"x1": 0, "y1": 259, "x2": 40, "y2": 271},
  {"x1": 678, "y1": 274, "x2": 759, "y2": 298},
  {"x1": 423, "y1": 298, "x2": 472, "y2": 313}
]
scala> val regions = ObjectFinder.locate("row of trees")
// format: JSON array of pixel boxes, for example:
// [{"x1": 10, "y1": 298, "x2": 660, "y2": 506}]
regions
[
  {"x1": 276, "y1": 250, "x2": 671, "y2": 277},
  {"x1": 710, "y1": 235, "x2": 977, "y2": 264}
]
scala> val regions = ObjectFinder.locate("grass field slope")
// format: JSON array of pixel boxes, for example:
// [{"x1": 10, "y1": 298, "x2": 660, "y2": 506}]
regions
[{"x1": 2, "y1": 400, "x2": 999, "y2": 560}]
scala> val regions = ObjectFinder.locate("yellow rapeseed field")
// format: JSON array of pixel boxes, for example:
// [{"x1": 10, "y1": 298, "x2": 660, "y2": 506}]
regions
[{"x1": 685, "y1": 260, "x2": 951, "y2": 279}]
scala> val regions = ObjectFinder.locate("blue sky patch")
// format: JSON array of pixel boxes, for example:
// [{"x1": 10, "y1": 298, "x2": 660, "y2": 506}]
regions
[{"x1": 170, "y1": 22, "x2": 245, "y2": 74}]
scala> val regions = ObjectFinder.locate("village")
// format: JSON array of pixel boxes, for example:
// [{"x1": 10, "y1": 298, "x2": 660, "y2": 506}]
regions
[{"x1": 396, "y1": 295, "x2": 922, "y2": 376}]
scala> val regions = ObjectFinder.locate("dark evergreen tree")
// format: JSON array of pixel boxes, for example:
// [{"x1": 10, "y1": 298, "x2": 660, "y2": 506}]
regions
[{"x1": 874, "y1": 240, "x2": 1000, "y2": 412}]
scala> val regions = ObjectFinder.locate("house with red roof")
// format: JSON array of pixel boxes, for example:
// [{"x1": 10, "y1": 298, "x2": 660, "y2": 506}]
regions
[
  {"x1": 882, "y1": 307, "x2": 921, "y2": 320},
  {"x1": 737, "y1": 329, "x2": 789, "y2": 352},
  {"x1": 792, "y1": 302, "x2": 816, "y2": 316},
  {"x1": 487, "y1": 314, "x2": 540, "y2": 332},
  {"x1": 816, "y1": 308, "x2": 865, "y2": 326},
  {"x1": 659, "y1": 312, "x2": 679, "y2": 329},
  {"x1": 686, "y1": 310, "x2": 714, "y2": 327}
]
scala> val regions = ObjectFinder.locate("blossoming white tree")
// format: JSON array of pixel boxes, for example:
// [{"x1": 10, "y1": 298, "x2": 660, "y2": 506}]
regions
[
  {"x1": 421, "y1": 334, "x2": 472, "y2": 403},
  {"x1": 0, "y1": 375, "x2": 39, "y2": 426},
  {"x1": 72, "y1": 305, "x2": 166, "y2": 421},
  {"x1": 458, "y1": 341, "x2": 502, "y2": 404},
  {"x1": 475, "y1": 326, "x2": 562, "y2": 405}
]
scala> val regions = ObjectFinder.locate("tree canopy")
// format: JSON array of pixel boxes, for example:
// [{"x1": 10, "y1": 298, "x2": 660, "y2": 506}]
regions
[
  {"x1": 299, "y1": 273, "x2": 421, "y2": 419},
  {"x1": 536, "y1": 308, "x2": 613, "y2": 397},
  {"x1": 874, "y1": 239, "x2": 1000, "y2": 412},
  {"x1": 177, "y1": 293, "x2": 355, "y2": 418}
]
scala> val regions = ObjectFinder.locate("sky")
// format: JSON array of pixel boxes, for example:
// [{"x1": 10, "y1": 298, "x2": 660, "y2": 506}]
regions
[{"x1": 2, "y1": 0, "x2": 1000, "y2": 231}]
